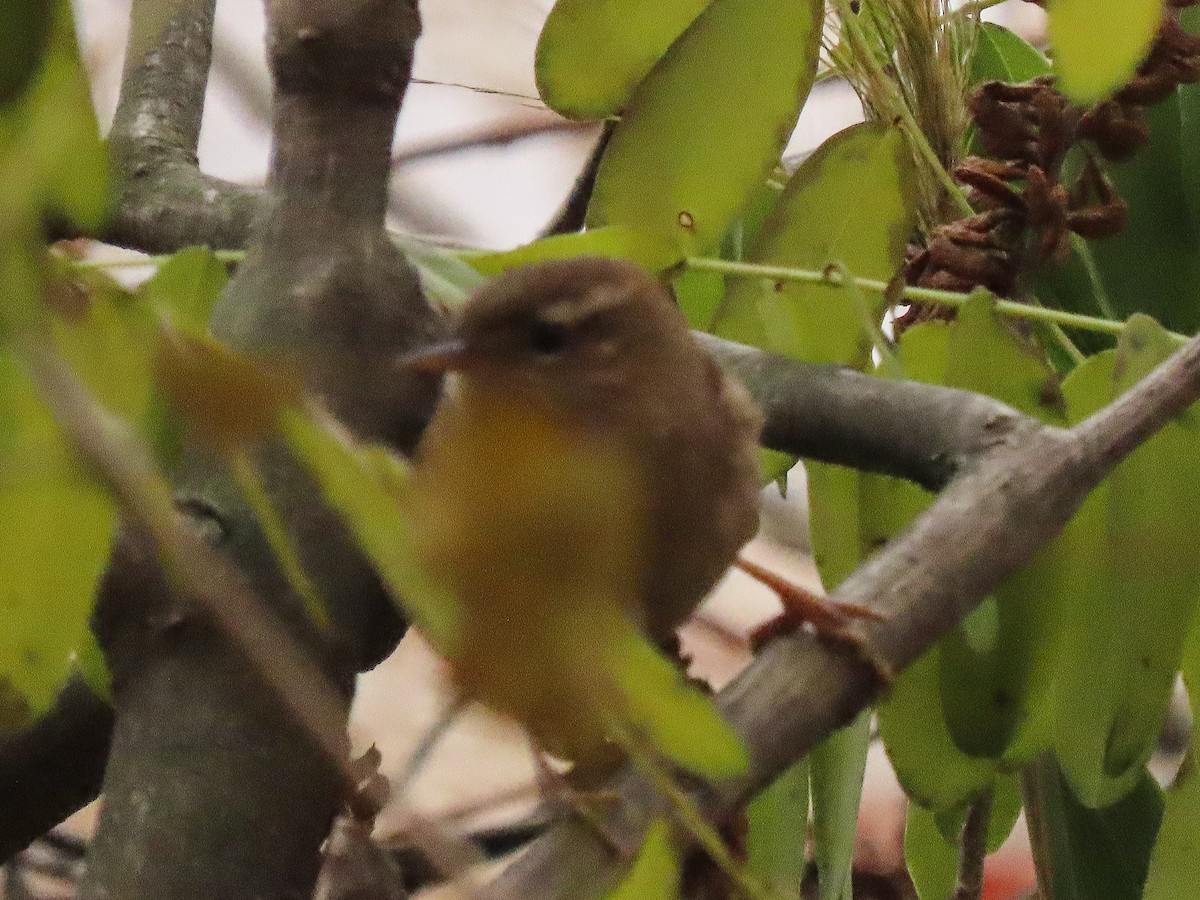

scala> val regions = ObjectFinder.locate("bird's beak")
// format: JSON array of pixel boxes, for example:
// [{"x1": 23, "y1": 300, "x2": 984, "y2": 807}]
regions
[{"x1": 398, "y1": 338, "x2": 478, "y2": 373}]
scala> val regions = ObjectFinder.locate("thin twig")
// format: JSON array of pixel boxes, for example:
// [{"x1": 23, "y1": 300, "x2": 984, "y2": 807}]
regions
[
  {"x1": 952, "y1": 788, "x2": 994, "y2": 900},
  {"x1": 686, "y1": 256, "x2": 1192, "y2": 345}
]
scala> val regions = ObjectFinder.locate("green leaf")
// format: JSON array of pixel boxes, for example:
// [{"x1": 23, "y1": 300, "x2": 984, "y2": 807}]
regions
[
  {"x1": 587, "y1": 0, "x2": 823, "y2": 253},
  {"x1": 932, "y1": 775, "x2": 1023, "y2": 852},
  {"x1": 746, "y1": 759, "x2": 809, "y2": 897},
  {"x1": 810, "y1": 712, "x2": 871, "y2": 900},
  {"x1": 74, "y1": 630, "x2": 111, "y2": 703},
  {"x1": 393, "y1": 236, "x2": 485, "y2": 312},
  {"x1": 1143, "y1": 626, "x2": 1200, "y2": 899},
  {"x1": 875, "y1": 303, "x2": 1068, "y2": 798},
  {"x1": 711, "y1": 123, "x2": 918, "y2": 361},
  {"x1": 1048, "y1": 0, "x2": 1163, "y2": 104},
  {"x1": 936, "y1": 297, "x2": 1068, "y2": 758},
  {"x1": 1085, "y1": 96, "x2": 1200, "y2": 334},
  {"x1": 604, "y1": 818, "x2": 680, "y2": 900},
  {"x1": 278, "y1": 408, "x2": 461, "y2": 651},
  {"x1": 970, "y1": 22, "x2": 1051, "y2": 86},
  {"x1": 906, "y1": 777, "x2": 1023, "y2": 900},
  {"x1": 1052, "y1": 317, "x2": 1200, "y2": 807},
  {"x1": 1025, "y1": 755, "x2": 1163, "y2": 900},
  {"x1": 0, "y1": 0, "x2": 53, "y2": 107},
  {"x1": 49, "y1": 266, "x2": 153, "y2": 423},
  {"x1": 536, "y1": 0, "x2": 713, "y2": 120},
  {"x1": 0, "y1": 348, "x2": 116, "y2": 729},
  {"x1": 0, "y1": 0, "x2": 107, "y2": 231},
  {"x1": 140, "y1": 246, "x2": 229, "y2": 331},
  {"x1": 609, "y1": 629, "x2": 748, "y2": 779},
  {"x1": 463, "y1": 226, "x2": 683, "y2": 278},
  {"x1": 904, "y1": 800, "x2": 959, "y2": 900}
]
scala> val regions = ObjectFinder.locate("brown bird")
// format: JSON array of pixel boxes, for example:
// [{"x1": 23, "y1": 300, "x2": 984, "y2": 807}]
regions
[{"x1": 404, "y1": 256, "x2": 872, "y2": 779}]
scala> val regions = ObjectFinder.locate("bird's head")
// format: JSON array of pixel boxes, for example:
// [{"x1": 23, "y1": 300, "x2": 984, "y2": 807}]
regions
[{"x1": 402, "y1": 256, "x2": 691, "y2": 415}]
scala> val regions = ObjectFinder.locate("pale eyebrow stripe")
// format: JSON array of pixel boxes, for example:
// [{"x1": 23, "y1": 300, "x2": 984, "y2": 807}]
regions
[{"x1": 539, "y1": 281, "x2": 639, "y2": 326}]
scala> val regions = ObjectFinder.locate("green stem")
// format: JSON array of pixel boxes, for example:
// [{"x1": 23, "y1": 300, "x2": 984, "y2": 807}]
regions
[{"x1": 685, "y1": 256, "x2": 1191, "y2": 347}]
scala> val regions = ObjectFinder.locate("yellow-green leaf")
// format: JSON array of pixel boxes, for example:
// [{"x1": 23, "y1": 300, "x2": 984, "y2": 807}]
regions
[
  {"x1": 1053, "y1": 315, "x2": 1200, "y2": 807},
  {"x1": 536, "y1": 0, "x2": 713, "y2": 120},
  {"x1": 711, "y1": 122, "x2": 917, "y2": 361},
  {"x1": 587, "y1": 0, "x2": 823, "y2": 253},
  {"x1": 0, "y1": 348, "x2": 115, "y2": 729},
  {"x1": 971, "y1": 22, "x2": 1050, "y2": 85},
  {"x1": 746, "y1": 759, "x2": 809, "y2": 896},
  {"x1": 1048, "y1": 0, "x2": 1163, "y2": 104},
  {"x1": 609, "y1": 628, "x2": 748, "y2": 779},
  {"x1": 604, "y1": 818, "x2": 680, "y2": 900},
  {"x1": 463, "y1": 226, "x2": 683, "y2": 278},
  {"x1": 1144, "y1": 626, "x2": 1200, "y2": 899},
  {"x1": 278, "y1": 409, "x2": 461, "y2": 652},
  {"x1": 140, "y1": 246, "x2": 229, "y2": 331}
]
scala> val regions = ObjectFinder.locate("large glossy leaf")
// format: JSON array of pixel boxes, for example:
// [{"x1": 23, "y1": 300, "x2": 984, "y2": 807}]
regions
[
  {"x1": 1048, "y1": 0, "x2": 1163, "y2": 104},
  {"x1": 1026, "y1": 755, "x2": 1163, "y2": 900},
  {"x1": 906, "y1": 777, "x2": 1024, "y2": 900},
  {"x1": 936, "y1": 300, "x2": 1068, "y2": 758},
  {"x1": 809, "y1": 712, "x2": 871, "y2": 900},
  {"x1": 1085, "y1": 97, "x2": 1200, "y2": 334},
  {"x1": 1053, "y1": 316, "x2": 1200, "y2": 807},
  {"x1": 587, "y1": 0, "x2": 823, "y2": 253},
  {"x1": 0, "y1": 348, "x2": 116, "y2": 731},
  {"x1": 535, "y1": 0, "x2": 712, "y2": 120},
  {"x1": 874, "y1": 302, "x2": 1066, "y2": 805},
  {"x1": 746, "y1": 759, "x2": 809, "y2": 897},
  {"x1": 710, "y1": 122, "x2": 917, "y2": 361},
  {"x1": 904, "y1": 800, "x2": 959, "y2": 900}
]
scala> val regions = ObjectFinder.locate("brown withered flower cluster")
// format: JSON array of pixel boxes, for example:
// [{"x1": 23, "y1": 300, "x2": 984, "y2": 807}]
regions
[{"x1": 901, "y1": 1, "x2": 1200, "y2": 313}]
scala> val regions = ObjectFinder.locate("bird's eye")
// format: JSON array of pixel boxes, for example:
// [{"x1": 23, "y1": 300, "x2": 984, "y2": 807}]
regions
[{"x1": 528, "y1": 320, "x2": 570, "y2": 356}]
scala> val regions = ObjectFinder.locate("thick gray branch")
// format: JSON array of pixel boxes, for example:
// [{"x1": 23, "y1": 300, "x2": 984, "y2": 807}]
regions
[
  {"x1": 484, "y1": 330, "x2": 1200, "y2": 899},
  {"x1": 104, "y1": 0, "x2": 259, "y2": 251},
  {"x1": 698, "y1": 332, "x2": 1024, "y2": 491}
]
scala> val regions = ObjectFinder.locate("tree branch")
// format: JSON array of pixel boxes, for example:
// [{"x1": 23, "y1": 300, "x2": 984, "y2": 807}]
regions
[
  {"x1": 103, "y1": 0, "x2": 259, "y2": 251},
  {"x1": 952, "y1": 789, "x2": 994, "y2": 900},
  {"x1": 483, "y1": 329, "x2": 1200, "y2": 899},
  {"x1": 697, "y1": 332, "x2": 1026, "y2": 490},
  {"x1": 77, "y1": 1, "x2": 439, "y2": 897}
]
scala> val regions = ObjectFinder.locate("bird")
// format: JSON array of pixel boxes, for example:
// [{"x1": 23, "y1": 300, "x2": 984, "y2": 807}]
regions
[
  {"x1": 403, "y1": 256, "x2": 760, "y2": 779},
  {"x1": 401, "y1": 255, "x2": 880, "y2": 783}
]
